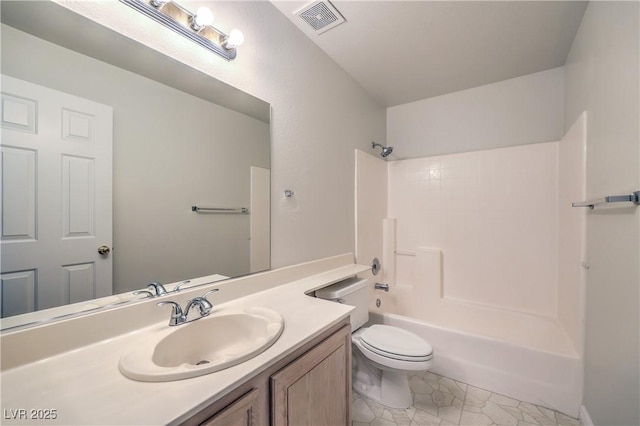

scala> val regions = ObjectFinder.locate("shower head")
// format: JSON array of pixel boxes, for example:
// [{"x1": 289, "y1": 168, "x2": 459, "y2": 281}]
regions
[{"x1": 372, "y1": 142, "x2": 393, "y2": 158}]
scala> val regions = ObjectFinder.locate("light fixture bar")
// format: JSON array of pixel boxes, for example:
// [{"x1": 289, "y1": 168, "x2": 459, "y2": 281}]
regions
[{"x1": 120, "y1": 0, "x2": 238, "y2": 61}]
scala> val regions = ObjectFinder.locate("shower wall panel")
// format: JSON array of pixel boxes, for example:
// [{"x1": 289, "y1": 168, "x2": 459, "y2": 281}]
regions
[{"x1": 388, "y1": 142, "x2": 560, "y2": 317}]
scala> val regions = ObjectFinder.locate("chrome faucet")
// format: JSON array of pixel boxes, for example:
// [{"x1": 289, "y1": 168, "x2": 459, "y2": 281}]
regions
[
  {"x1": 185, "y1": 297, "x2": 213, "y2": 318},
  {"x1": 157, "y1": 289, "x2": 219, "y2": 326},
  {"x1": 157, "y1": 301, "x2": 188, "y2": 326},
  {"x1": 146, "y1": 281, "x2": 168, "y2": 297},
  {"x1": 374, "y1": 283, "x2": 390, "y2": 292}
]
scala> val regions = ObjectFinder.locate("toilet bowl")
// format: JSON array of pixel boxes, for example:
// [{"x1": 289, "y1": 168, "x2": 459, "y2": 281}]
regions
[
  {"x1": 315, "y1": 277, "x2": 434, "y2": 409},
  {"x1": 352, "y1": 325, "x2": 433, "y2": 408}
]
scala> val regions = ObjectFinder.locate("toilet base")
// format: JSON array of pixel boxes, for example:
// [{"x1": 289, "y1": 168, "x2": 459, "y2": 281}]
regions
[
  {"x1": 353, "y1": 370, "x2": 413, "y2": 409},
  {"x1": 352, "y1": 348, "x2": 414, "y2": 409},
  {"x1": 381, "y1": 369, "x2": 413, "y2": 408}
]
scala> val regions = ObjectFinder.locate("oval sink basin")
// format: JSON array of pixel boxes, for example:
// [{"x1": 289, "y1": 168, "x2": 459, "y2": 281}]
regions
[{"x1": 119, "y1": 307, "x2": 284, "y2": 382}]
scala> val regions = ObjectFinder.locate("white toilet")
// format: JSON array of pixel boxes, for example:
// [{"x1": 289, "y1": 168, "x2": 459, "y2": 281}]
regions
[{"x1": 316, "y1": 277, "x2": 433, "y2": 409}]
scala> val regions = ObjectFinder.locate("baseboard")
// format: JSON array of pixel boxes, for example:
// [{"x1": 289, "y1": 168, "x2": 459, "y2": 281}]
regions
[{"x1": 579, "y1": 405, "x2": 593, "y2": 426}]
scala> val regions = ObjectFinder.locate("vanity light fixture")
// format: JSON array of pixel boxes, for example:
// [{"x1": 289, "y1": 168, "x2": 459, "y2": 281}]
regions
[{"x1": 120, "y1": 0, "x2": 245, "y2": 61}]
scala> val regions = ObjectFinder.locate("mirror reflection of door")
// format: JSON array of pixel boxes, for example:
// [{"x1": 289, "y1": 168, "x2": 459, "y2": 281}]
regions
[{"x1": 1, "y1": 75, "x2": 113, "y2": 317}]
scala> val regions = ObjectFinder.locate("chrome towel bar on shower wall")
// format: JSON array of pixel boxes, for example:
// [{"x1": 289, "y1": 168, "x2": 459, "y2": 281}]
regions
[
  {"x1": 191, "y1": 206, "x2": 249, "y2": 213},
  {"x1": 572, "y1": 191, "x2": 640, "y2": 209}
]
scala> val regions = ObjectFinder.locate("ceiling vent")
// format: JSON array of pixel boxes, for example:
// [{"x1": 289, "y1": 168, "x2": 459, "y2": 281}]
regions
[{"x1": 295, "y1": 1, "x2": 346, "y2": 35}]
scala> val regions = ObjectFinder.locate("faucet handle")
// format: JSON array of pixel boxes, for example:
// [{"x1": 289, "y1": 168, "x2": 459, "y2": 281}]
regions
[
  {"x1": 133, "y1": 290, "x2": 154, "y2": 298},
  {"x1": 173, "y1": 280, "x2": 191, "y2": 293},
  {"x1": 157, "y1": 301, "x2": 185, "y2": 326},
  {"x1": 203, "y1": 288, "x2": 219, "y2": 300}
]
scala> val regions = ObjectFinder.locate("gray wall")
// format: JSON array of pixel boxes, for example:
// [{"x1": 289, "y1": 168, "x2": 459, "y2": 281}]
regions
[
  {"x1": 1, "y1": 24, "x2": 270, "y2": 292},
  {"x1": 387, "y1": 67, "x2": 564, "y2": 158},
  {"x1": 564, "y1": 2, "x2": 640, "y2": 424},
  {"x1": 57, "y1": 1, "x2": 387, "y2": 271}
]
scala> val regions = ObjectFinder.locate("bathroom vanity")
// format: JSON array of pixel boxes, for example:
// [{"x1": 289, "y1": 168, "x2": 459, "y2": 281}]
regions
[
  {"x1": 0, "y1": 254, "x2": 368, "y2": 425},
  {"x1": 187, "y1": 320, "x2": 351, "y2": 426}
]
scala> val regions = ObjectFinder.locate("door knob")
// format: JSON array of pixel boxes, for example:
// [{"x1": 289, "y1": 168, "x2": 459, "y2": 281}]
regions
[{"x1": 98, "y1": 245, "x2": 111, "y2": 255}]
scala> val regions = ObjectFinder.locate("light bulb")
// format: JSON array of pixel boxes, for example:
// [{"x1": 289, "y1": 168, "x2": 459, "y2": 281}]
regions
[
  {"x1": 225, "y1": 29, "x2": 245, "y2": 49},
  {"x1": 192, "y1": 6, "x2": 214, "y2": 29}
]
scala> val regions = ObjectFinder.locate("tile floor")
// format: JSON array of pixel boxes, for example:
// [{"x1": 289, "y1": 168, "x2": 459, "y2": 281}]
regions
[{"x1": 351, "y1": 371, "x2": 581, "y2": 426}]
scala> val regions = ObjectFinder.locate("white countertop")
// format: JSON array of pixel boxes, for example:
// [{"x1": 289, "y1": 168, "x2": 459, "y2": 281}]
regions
[{"x1": 0, "y1": 263, "x2": 369, "y2": 425}]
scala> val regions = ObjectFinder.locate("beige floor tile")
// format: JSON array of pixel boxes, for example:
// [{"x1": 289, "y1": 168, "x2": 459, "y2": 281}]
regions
[
  {"x1": 489, "y1": 393, "x2": 520, "y2": 408},
  {"x1": 521, "y1": 412, "x2": 540, "y2": 424},
  {"x1": 410, "y1": 376, "x2": 436, "y2": 395},
  {"x1": 372, "y1": 418, "x2": 399, "y2": 426},
  {"x1": 414, "y1": 393, "x2": 439, "y2": 417},
  {"x1": 460, "y1": 410, "x2": 494, "y2": 426},
  {"x1": 413, "y1": 409, "x2": 443, "y2": 425},
  {"x1": 353, "y1": 373, "x2": 580, "y2": 426},
  {"x1": 467, "y1": 385, "x2": 492, "y2": 402},
  {"x1": 481, "y1": 401, "x2": 519, "y2": 426},
  {"x1": 390, "y1": 408, "x2": 413, "y2": 425},
  {"x1": 439, "y1": 377, "x2": 467, "y2": 400},
  {"x1": 555, "y1": 412, "x2": 580, "y2": 426},
  {"x1": 537, "y1": 407, "x2": 557, "y2": 421},
  {"x1": 432, "y1": 390, "x2": 455, "y2": 407},
  {"x1": 502, "y1": 406, "x2": 524, "y2": 421},
  {"x1": 367, "y1": 399, "x2": 388, "y2": 418},
  {"x1": 438, "y1": 405, "x2": 463, "y2": 424},
  {"x1": 462, "y1": 403, "x2": 483, "y2": 414},
  {"x1": 353, "y1": 397, "x2": 376, "y2": 423},
  {"x1": 382, "y1": 409, "x2": 396, "y2": 422},
  {"x1": 406, "y1": 407, "x2": 417, "y2": 420},
  {"x1": 518, "y1": 402, "x2": 547, "y2": 419}
]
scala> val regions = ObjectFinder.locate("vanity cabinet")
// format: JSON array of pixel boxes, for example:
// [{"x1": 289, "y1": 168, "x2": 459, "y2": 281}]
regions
[
  {"x1": 200, "y1": 388, "x2": 263, "y2": 426},
  {"x1": 271, "y1": 324, "x2": 351, "y2": 425},
  {"x1": 183, "y1": 319, "x2": 351, "y2": 426}
]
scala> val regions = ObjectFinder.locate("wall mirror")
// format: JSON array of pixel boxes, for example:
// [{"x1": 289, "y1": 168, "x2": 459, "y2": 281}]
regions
[{"x1": 0, "y1": 1, "x2": 271, "y2": 331}]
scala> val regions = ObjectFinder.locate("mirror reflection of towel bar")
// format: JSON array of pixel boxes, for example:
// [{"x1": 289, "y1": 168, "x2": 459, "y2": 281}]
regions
[
  {"x1": 395, "y1": 250, "x2": 416, "y2": 257},
  {"x1": 191, "y1": 206, "x2": 249, "y2": 213}
]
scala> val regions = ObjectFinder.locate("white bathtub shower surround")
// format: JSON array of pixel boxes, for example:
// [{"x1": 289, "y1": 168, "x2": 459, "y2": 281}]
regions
[
  {"x1": 388, "y1": 141, "x2": 560, "y2": 317},
  {"x1": 354, "y1": 114, "x2": 588, "y2": 417},
  {"x1": 557, "y1": 113, "x2": 587, "y2": 352},
  {"x1": 382, "y1": 244, "x2": 576, "y2": 356}
]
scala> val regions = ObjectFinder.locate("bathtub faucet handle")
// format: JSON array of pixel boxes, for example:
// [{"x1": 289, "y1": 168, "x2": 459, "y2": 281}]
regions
[{"x1": 375, "y1": 283, "x2": 390, "y2": 292}]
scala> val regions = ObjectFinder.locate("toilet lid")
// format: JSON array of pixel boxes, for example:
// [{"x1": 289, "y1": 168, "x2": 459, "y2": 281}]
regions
[{"x1": 360, "y1": 325, "x2": 433, "y2": 360}]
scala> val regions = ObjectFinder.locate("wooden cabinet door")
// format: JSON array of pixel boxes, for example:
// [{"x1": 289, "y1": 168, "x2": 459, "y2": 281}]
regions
[
  {"x1": 201, "y1": 388, "x2": 262, "y2": 426},
  {"x1": 271, "y1": 324, "x2": 351, "y2": 426}
]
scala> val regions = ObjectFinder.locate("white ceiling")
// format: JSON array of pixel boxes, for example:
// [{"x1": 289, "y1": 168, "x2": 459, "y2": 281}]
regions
[{"x1": 272, "y1": 1, "x2": 588, "y2": 107}]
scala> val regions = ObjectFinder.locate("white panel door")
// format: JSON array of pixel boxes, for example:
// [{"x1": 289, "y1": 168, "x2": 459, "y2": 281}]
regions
[{"x1": 1, "y1": 75, "x2": 113, "y2": 317}]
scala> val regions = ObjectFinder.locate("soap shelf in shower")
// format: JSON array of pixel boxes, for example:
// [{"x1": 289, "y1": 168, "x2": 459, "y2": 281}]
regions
[{"x1": 572, "y1": 191, "x2": 640, "y2": 209}]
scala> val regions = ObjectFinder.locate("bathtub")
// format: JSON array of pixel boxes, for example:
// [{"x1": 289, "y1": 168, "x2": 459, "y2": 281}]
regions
[{"x1": 368, "y1": 312, "x2": 583, "y2": 417}]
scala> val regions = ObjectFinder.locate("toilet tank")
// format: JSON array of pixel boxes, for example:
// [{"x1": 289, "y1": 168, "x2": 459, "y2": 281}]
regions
[{"x1": 315, "y1": 277, "x2": 369, "y2": 330}]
